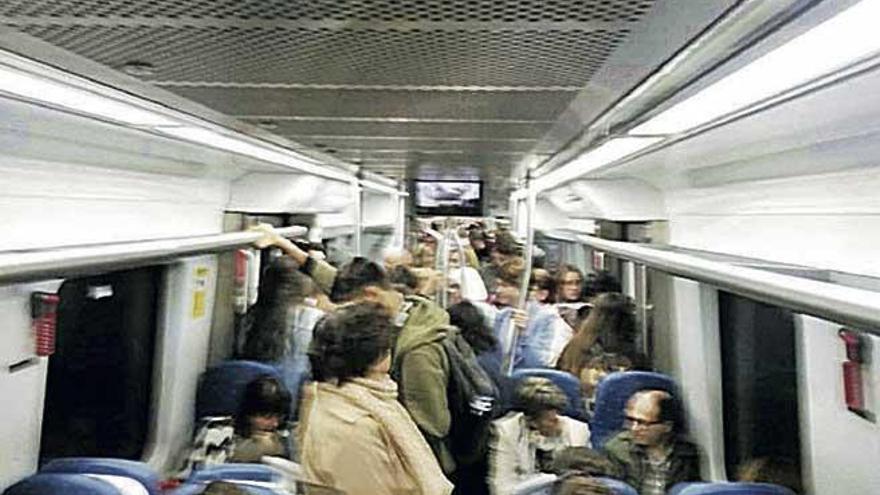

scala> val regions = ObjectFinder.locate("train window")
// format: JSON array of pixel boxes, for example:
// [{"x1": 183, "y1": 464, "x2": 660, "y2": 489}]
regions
[
  {"x1": 40, "y1": 267, "x2": 161, "y2": 461},
  {"x1": 718, "y1": 291, "x2": 802, "y2": 486}
]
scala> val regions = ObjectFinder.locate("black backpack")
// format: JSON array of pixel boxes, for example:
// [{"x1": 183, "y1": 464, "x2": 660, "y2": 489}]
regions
[{"x1": 438, "y1": 326, "x2": 502, "y2": 466}]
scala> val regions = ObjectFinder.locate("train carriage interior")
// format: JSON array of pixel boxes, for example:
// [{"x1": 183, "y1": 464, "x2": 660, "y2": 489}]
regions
[{"x1": 0, "y1": 0, "x2": 878, "y2": 494}]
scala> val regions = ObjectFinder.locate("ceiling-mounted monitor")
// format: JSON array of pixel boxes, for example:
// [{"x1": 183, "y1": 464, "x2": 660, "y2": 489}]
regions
[{"x1": 413, "y1": 180, "x2": 483, "y2": 217}]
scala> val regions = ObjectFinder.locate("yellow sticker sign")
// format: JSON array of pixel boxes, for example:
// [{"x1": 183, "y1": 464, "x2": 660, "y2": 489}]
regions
[{"x1": 192, "y1": 266, "x2": 210, "y2": 319}]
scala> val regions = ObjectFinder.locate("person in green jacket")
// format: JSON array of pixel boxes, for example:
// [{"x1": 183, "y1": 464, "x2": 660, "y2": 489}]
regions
[
  {"x1": 604, "y1": 390, "x2": 701, "y2": 495},
  {"x1": 254, "y1": 226, "x2": 457, "y2": 475}
]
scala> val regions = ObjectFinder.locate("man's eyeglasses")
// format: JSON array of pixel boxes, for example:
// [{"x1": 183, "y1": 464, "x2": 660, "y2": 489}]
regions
[{"x1": 625, "y1": 416, "x2": 664, "y2": 428}]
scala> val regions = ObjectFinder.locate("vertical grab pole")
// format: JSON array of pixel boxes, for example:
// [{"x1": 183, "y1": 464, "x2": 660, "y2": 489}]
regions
[
  {"x1": 451, "y1": 228, "x2": 469, "y2": 299},
  {"x1": 503, "y1": 177, "x2": 536, "y2": 375},
  {"x1": 353, "y1": 176, "x2": 363, "y2": 257},
  {"x1": 423, "y1": 228, "x2": 445, "y2": 303},
  {"x1": 395, "y1": 186, "x2": 407, "y2": 249}
]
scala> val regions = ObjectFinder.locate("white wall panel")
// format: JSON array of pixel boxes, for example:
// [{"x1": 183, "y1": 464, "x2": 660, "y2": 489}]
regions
[
  {"x1": 796, "y1": 316, "x2": 880, "y2": 495},
  {"x1": 0, "y1": 280, "x2": 62, "y2": 490},
  {"x1": 0, "y1": 159, "x2": 229, "y2": 251}
]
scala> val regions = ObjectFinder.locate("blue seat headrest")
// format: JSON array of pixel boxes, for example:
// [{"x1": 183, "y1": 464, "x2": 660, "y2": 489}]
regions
[
  {"x1": 41, "y1": 458, "x2": 160, "y2": 495},
  {"x1": 170, "y1": 482, "x2": 281, "y2": 495},
  {"x1": 511, "y1": 368, "x2": 586, "y2": 421},
  {"x1": 188, "y1": 464, "x2": 279, "y2": 484},
  {"x1": 196, "y1": 360, "x2": 284, "y2": 419},
  {"x1": 591, "y1": 371, "x2": 677, "y2": 449},
  {"x1": 4, "y1": 473, "x2": 130, "y2": 495},
  {"x1": 668, "y1": 482, "x2": 797, "y2": 495},
  {"x1": 595, "y1": 477, "x2": 639, "y2": 495}
]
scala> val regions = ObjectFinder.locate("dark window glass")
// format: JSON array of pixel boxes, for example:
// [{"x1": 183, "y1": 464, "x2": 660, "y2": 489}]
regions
[
  {"x1": 719, "y1": 291, "x2": 802, "y2": 486},
  {"x1": 40, "y1": 267, "x2": 161, "y2": 461}
]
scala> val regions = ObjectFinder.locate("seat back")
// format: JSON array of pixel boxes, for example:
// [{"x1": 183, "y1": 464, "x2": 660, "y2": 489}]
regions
[
  {"x1": 511, "y1": 368, "x2": 586, "y2": 421},
  {"x1": 196, "y1": 361, "x2": 284, "y2": 419},
  {"x1": 4, "y1": 473, "x2": 144, "y2": 495},
  {"x1": 187, "y1": 464, "x2": 279, "y2": 484},
  {"x1": 596, "y1": 477, "x2": 639, "y2": 495},
  {"x1": 591, "y1": 371, "x2": 676, "y2": 449},
  {"x1": 668, "y1": 482, "x2": 797, "y2": 495},
  {"x1": 170, "y1": 482, "x2": 281, "y2": 495},
  {"x1": 41, "y1": 458, "x2": 160, "y2": 495}
]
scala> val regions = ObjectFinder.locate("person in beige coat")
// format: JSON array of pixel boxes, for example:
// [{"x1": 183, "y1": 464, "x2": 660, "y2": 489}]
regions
[
  {"x1": 298, "y1": 301, "x2": 453, "y2": 495},
  {"x1": 488, "y1": 378, "x2": 591, "y2": 495}
]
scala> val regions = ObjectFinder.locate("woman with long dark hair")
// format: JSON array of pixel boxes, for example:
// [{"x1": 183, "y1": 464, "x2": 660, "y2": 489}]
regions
[
  {"x1": 556, "y1": 293, "x2": 635, "y2": 380},
  {"x1": 241, "y1": 255, "x2": 325, "y2": 417}
]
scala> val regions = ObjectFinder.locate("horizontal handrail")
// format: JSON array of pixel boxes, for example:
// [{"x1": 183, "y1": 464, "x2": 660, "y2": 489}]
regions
[
  {"x1": 0, "y1": 226, "x2": 306, "y2": 284},
  {"x1": 578, "y1": 235, "x2": 880, "y2": 334}
]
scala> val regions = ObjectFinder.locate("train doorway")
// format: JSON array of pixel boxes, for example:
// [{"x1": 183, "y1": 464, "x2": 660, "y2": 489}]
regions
[{"x1": 39, "y1": 267, "x2": 161, "y2": 461}]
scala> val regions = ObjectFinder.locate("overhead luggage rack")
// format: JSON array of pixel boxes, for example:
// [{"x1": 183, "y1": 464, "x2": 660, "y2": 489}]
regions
[
  {"x1": 577, "y1": 235, "x2": 880, "y2": 334},
  {"x1": 0, "y1": 226, "x2": 306, "y2": 284}
]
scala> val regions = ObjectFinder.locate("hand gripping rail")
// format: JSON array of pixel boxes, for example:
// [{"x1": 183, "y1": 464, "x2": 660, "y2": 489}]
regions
[
  {"x1": 577, "y1": 235, "x2": 880, "y2": 335},
  {"x1": 0, "y1": 226, "x2": 307, "y2": 285}
]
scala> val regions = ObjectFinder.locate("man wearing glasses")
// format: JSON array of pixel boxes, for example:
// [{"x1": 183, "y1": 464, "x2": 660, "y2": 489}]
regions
[{"x1": 604, "y1": 390, "x2": 701, "y2": 494}]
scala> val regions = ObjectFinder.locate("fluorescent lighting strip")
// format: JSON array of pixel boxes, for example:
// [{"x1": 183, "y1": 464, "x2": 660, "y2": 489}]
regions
[
  {"x1": 0, "y1": 51, "x2": 357, "y2": 183},
  {"x1": 361, "y1": 179, "x2": 408, "y2": 196},
  {"x1": 0, "y1": 62, "x2": 177, "y2": 127},
  {"x1": 632, "y1": 0, "x2": 880, "y2": 135},
  {"x1": 156, "y1": 126, "x2": 353, "y2": 183},
  {"x1": 532, "y1": 137, "x2": 663, "y2": 193}
]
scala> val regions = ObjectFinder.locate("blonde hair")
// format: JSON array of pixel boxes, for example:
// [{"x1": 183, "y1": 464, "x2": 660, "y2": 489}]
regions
[{"x1": 516, "y1": 377, "x2": 568, "y2": 418}]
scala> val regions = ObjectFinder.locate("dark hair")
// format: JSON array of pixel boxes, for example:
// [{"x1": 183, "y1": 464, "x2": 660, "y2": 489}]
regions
[
  {"x1": 557, "y1": 293, "x2": 635, "y2": 376},
  {"x1": 448, "y1": 301, "x2": 498, "y2": 353},
  {"x1": 242, "y1": 257, "x2": 309, "y2": 361},
  {"x1": 329, "y1": 257, "x2": 390, "y2": 303},
  {"x1": 388, "y1": 265, "x2": 418, "y2": 294},
  {"x1": 235, "y1": 375, "x2": 291, "y2": 437},
  {"x1": 530, "y1": 268, "x2": 556, "y2": 302},
  {"x1": 584, "y1": 270, "x2": 621, "y2": 298},
  {"x1": 493, "y1": 231, "x2": 520, "y2": 257},
  {"x1": 555, "y1": 264, "x2": 585, "y2": 303},
  {"x1": 645, "y1": 390, "x2": 685, "y2": 435},
  {"x1": 309, "y1": 301, "x2": 393, "y2": 384}
]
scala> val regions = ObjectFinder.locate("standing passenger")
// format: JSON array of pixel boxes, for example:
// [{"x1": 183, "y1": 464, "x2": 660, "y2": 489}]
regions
[
  {"x1": 241, "y1": 256, "x2": 325, "y2": 418},
  {"x1": 299, "y1": 302, "x2": 453, "y2": 495},
  {"x1": 557, "y1": 293, "x2": 635, "y2": 377}
]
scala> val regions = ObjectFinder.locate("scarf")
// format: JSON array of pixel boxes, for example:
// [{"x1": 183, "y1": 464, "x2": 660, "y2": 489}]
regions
[{"x1": 301, "y1": 376, "x2": 453, "y2": 495}]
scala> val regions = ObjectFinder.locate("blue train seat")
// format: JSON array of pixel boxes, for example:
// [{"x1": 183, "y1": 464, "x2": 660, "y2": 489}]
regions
[
  {"x1": 511, "y1": 368, "x2": 586, "y2": 421},
  {"x1": 596, "y1": 477, "x2": 639, "y2": 495},
  {"x1": 187, "y1": 464, "x2": 279, "y2": 484},
  {"x1": 40, "y1": 458, "x2": 160, "y2": 495},
  {"x1": 196, "y1": 360, "x2": 284, "y2": 419},
  {"x1": 170, "y1": 482, "x2": 280, "y2": 495},
  {"x1": 590, "y1": 371, "x2": 677, "y2": 449},
  {"x1": 4, "y1": 473, "x2": 147, "y2": 495},
  {"x1": 668, "y1": 482, "x2": 797, "y2": 495}
]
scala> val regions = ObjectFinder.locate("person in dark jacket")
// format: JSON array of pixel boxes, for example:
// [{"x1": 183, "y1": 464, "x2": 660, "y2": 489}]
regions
[{"x1": 604, "y1": 390, "x2": 701, "y2": 495}]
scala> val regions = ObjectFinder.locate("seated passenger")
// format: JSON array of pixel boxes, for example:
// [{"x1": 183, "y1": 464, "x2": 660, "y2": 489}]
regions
[
  {"x1": 604, "y1": 390, "x2": 700, "y2": 495},
  {"x1": 241, "y1": 257, "x2": 325, "y2": 418},
  {"x1": 557, "y1": 293, "x2": 635, "y2": 379},
  {"x1": 298, "y1": 302, "x2": 453, "y2": 495},
  {"x1": 736, "y1": 457, "x2": 803, "y2": 494},
  {"x1": 490, "y1": 259, "x2": 573, "y2": 370},
  {"x1": 182, "y1": 375, "x2": 293, "y2": 472},
  {"x1": 488, "y1": 378, "x2": 591, "y2": 495},
  {"x1": 554, "y1": 476, "x2": 612, "y2": 495},
  {"x1": 580, "y1": 353, "x2": 633, "y2": 416}
]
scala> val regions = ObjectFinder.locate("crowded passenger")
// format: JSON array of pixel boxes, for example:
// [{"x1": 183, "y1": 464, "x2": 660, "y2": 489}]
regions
[
  {"x1": 480, "y1": 230, "x2": 520, "y2": 295},
  {"x1": 241, "y1": 256, "x2": 325, "y2": 418},
  {"x1": 490, "y1": 258, "x2": 573, "y2": 370},
  {"x1": 389, "y1": 264, "x2": 420, "y2": 295},
  {"x1": 604, "y1": 390, "x2": 701, "y2": 494},
  {"x1": 579, "y1": 353, "x2": 633, "y2": 416},
  {"x1": 488, "y1": 378, "x2": 591, "y2": 495},
  {"x1": 447, "y1": 301, "x2": 510, "y2": 404},
  {"x1": 383, "y1": 247, "x2": 414, "y2": 272},
  {"x1": 298, "y1": 302, "x2": 453, "y2": 495},
  {"x1": 557, "y1": 293, "x2": 636, "y2": 378}
]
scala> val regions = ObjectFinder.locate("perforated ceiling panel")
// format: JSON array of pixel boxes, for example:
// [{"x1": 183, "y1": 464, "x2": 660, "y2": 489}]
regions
[{"x1": 0, "y1": 0, "x2": 733, "y2": 210}]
